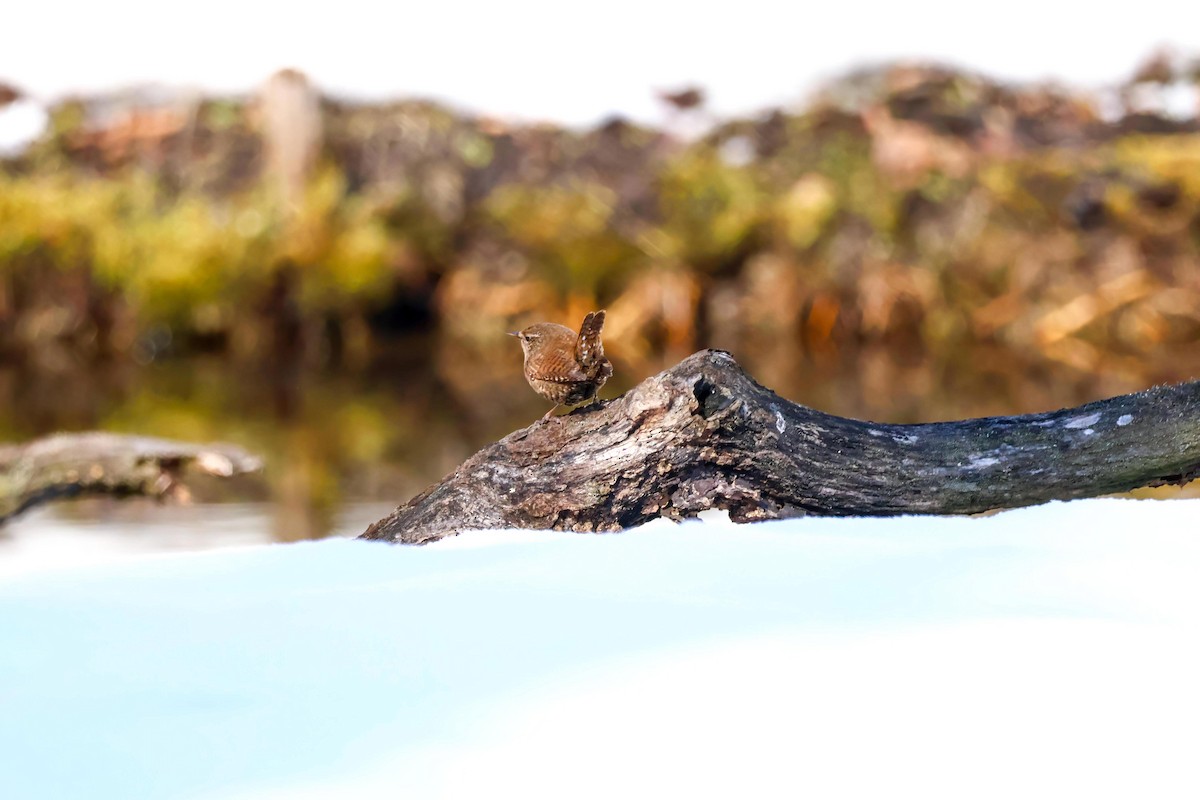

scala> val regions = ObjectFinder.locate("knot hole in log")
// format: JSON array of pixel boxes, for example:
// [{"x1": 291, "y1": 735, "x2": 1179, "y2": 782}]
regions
[{"x1": 692, "y1": 374, "x2": 730, "y2": 419}]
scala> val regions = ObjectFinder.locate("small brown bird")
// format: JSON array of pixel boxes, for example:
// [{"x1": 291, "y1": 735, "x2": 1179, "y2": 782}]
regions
[{"x1": 510, "y1": 310, "x2": 614, "y2": 421}]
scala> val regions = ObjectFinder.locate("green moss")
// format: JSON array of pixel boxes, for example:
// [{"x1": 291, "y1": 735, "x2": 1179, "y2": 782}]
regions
[
  {"x1": 485, "y1": 179, "x2": 642, "y2": 293},
  {"x1": 656, "y1": 147, "x2": 763, "y2": 269}
]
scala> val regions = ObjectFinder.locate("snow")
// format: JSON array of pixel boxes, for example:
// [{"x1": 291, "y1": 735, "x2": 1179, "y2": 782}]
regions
[
  {"x1": 1064, "y1": 413, "x2": 1103, "y2": 429},
  {"x1": 2, "y1": 498, "x2": 1200, "y2": 799},
  {"x1": 0, "y1": 99, "x2": 48, "y2": 155}
]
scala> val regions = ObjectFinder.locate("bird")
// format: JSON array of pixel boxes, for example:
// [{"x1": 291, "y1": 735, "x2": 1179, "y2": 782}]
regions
[{"x1": 510, "y1": 310, "x2": 613, "y2": 421}]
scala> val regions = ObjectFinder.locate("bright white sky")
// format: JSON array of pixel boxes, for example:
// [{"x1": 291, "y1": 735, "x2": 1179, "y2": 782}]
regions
[{"x1": 5, "y1": 1, "x2": 1200, "y2": 125}]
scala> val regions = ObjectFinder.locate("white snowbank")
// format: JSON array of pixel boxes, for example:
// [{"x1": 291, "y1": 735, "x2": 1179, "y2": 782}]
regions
[
  {"x1": 2, "y1": 498, "x2": 1199, "y2": 799},
  {"x1": 0, "y1": 98, "x2": 47, "y2": 155}
]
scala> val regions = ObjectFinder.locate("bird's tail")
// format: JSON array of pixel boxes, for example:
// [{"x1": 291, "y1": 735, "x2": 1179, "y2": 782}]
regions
[{"x1": 576, "y1": 310, "x2": 606, "y2": 368}]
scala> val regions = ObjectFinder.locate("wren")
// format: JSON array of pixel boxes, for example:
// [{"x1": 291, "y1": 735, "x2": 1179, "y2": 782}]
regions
[{"x1": 510, "y1": 310, "x2": 614, "y2": 421}]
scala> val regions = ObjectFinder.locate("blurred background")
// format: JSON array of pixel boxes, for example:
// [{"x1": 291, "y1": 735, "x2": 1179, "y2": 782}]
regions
[{"x1": 2, "y1": 3, "x2": 1200, "y2": 561}]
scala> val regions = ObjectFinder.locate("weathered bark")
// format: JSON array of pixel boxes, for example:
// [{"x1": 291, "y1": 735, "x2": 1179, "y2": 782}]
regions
[
  {"x1": 0, "y1": 432, "x2": 262, "y2": 523},
  {"x1": 362, "y1": 349, "x2": 1200, "y2": 544}
]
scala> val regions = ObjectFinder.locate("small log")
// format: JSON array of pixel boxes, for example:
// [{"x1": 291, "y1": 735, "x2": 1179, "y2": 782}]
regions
[
  {"x1": 0, "y1": 432, "x2": 262, "y2": 524},
  {"x1": 362, "y1": 350, "x2": 1200, "y2": 544}
]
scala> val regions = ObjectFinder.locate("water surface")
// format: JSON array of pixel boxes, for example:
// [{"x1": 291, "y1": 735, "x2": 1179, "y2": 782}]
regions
[{"x1": 2, "y1": 338, "x2": 1195, "y2": 571}]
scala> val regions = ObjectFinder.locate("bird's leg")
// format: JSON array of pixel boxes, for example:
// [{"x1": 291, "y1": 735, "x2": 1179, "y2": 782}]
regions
[{"x1": 540, "y1": 405, "x2": 560, "y2": 422}]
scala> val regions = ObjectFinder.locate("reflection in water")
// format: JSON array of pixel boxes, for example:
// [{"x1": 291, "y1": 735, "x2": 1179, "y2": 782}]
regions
[
  {"x1": 1, "y1": 335, "x2": 1197, "y2": 560},
  {"x1": 0, "y1": 501, "x2": 397, "y2": 577}
]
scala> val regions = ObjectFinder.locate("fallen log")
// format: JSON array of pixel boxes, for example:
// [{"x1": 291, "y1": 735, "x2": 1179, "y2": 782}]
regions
[
  {"x1": 361, "y1": 350, "x2": 1200, "y2": 544},
  {"x1": 0, "y1": 432, "x2": 262, "y2": 524}
]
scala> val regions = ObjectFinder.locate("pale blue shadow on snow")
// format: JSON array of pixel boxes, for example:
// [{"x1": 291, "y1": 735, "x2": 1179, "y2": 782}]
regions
[{"x1": 1, "y1": 498, "x2": 1197, "y2": 798}]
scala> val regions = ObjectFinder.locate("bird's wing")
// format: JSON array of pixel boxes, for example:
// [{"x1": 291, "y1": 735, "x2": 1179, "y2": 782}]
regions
[{"x1": 528, "y1": 345, "x2": 590, "y2": 383}]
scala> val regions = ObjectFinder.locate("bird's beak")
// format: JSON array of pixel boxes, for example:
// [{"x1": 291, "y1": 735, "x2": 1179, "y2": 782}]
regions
[{"x1": 507, "y1": 331, "x2": 519, "y2": 337}]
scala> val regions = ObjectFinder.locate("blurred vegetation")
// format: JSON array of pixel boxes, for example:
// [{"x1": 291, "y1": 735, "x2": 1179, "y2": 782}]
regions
[{"x1": 2, "y1": 58, "x2": 1199, "y2": 375}]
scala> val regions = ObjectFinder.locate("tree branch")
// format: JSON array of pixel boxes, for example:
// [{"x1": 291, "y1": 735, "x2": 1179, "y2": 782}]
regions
[
  {"x1": 0, "y1": 433, "x2": 262, "y2": 524},
  {"x1": 362, "y1": 350, "x2": 1200, "y2": 544}
]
